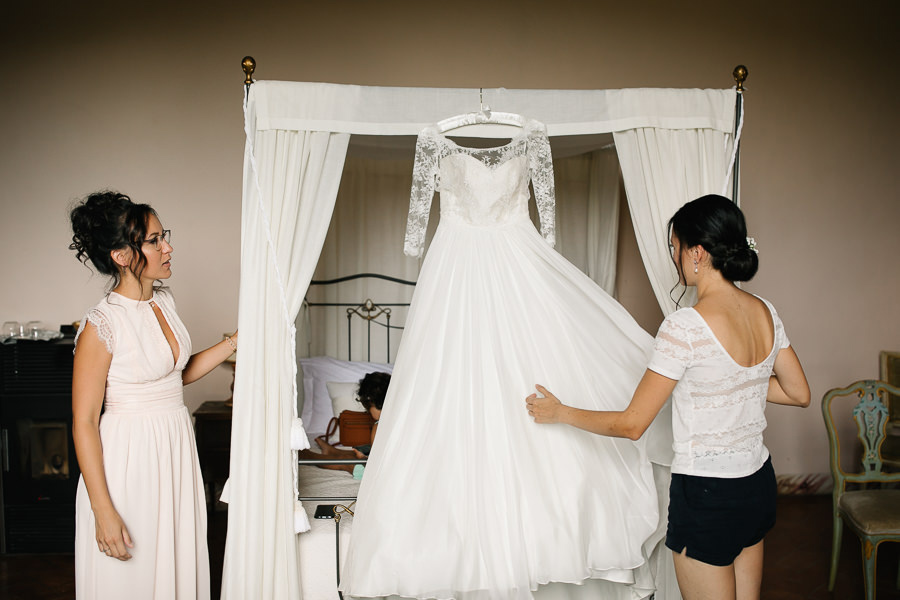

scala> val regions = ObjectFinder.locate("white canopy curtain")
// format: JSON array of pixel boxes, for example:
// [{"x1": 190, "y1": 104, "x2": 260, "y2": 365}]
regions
[
  {"x1": 224, "y1": 81, "x2": 739, "y2": 599},
  {"x1": 615, "y1": 128, "x2": 734, "y2": 314},
  {"x1": 554, "y1": 146, "x2": 622, "y2": 296}
]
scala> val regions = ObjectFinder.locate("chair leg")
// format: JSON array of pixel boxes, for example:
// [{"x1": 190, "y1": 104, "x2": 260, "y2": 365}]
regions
[
  {"x1": 861, "y1": 538, "x2": 876, "y2": 600},
  {"x1": 828, "y1": 515, "x2": 843, "y2": 591}
]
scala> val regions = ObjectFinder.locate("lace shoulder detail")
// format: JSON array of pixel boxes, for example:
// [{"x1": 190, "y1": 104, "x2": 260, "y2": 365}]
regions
[
  {"x1": 648, "y1": 309, "x2": 700, "y2": 380},
  {"x1": 404, "y1": 128, "x2": 442, "y2": 258},
  {"x1": 527, "y1": 124, "x2": 556, "y2": 246},
  {"x1": 74, "y1": 307, "x2": 114, "y2": 355}
]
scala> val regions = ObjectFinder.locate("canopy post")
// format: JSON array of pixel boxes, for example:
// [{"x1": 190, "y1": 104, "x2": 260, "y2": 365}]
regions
[
  {"x1": 242, "y1": 56, "x2": 256, "y2": 100},
  {"x1": 731, "y1": 64, "x2": 748, "y2": 203}
]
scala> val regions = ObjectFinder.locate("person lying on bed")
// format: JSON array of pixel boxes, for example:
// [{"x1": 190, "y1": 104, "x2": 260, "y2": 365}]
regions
[{"x1": 299, "y1": 371, "x2": 390, "y2": 476}]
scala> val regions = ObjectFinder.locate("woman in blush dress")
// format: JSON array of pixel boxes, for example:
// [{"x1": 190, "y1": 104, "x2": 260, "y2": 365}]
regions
[
  {"x1": 69, "y1": 190, "x2": 237, "y2": 599},
  {"x1": 528, "y1": 195, "x2": 810, "y2": 600}
]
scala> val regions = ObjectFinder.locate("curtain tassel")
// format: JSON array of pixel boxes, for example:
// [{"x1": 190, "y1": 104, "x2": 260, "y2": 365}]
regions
[
  {"x1": 291, "y1": 418, "x2": 310, "y2": 450},
  {"x1": 294, "y1": 499, "x2": 311, "y2": 533}
]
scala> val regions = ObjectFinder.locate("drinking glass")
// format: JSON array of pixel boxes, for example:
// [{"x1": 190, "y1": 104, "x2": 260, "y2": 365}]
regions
[
  {"x1": 25, "y1": 321, "x2": 43, "y2": 339},
  {"x1": 2, "y1": 321, "x2": 20, "y2": 338}
]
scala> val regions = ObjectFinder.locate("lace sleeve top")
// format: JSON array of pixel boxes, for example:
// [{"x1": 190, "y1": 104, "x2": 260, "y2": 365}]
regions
[
  {"x1": 403, "y1": 119, "x2": 556, "y2": 258},
  {"x1": 647, "y1": 295, "x2": 791, "y2": 478}
]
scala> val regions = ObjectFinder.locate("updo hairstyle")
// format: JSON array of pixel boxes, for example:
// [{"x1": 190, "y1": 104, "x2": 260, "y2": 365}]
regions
[
  {"x1": 357, "y1": 372, "x2": 391, "y2": 412},
  {"x1": 69, "y1": 190, "x2": 158, "y2": 285},
  {"x1": 669, "y1": 194, "x2": 758, "y2": 282}
]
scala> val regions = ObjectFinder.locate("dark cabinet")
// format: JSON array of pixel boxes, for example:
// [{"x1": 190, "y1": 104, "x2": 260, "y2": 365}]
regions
[
  {"x1": 193, "y1": 401, "x2": 232, "y2": 512},
  {"x1": 0, "y1": 338, "x2": 78, "y2": 553}
]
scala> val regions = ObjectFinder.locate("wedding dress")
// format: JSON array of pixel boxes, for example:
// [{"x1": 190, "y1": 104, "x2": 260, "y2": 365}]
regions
[{"x1": 340, "y1": 119, "x2": 661, "y2": 600}]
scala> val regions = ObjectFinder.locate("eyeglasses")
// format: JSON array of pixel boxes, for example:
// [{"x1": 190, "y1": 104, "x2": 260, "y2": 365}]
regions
[{"x1": 143, "y1": 229, "x2": 171, "y2": 251}]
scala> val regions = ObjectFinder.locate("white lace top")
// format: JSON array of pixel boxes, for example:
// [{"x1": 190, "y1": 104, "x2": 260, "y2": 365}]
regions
[
  {"x1": 404, "y1": 120, "x2": 555, "y2": 258},
  {"x1": 647, "y1": 296, "x2": 790, "y2": 478}
]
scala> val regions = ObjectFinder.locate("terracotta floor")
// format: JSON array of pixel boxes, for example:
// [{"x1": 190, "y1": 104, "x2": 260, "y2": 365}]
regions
[{"x1": 1, "y1": 495, "x2": 898, "y2": 599}]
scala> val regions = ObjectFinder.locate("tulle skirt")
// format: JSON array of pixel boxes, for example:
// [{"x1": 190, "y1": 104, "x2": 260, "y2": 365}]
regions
[{"x1": 341, "y1": 215, "x2": 660, "y2": 600}]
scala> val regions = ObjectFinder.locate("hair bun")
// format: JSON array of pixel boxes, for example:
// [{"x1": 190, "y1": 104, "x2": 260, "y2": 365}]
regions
[
  {"x1": 69, "y1": 190, "x2": 160, "y2": 282},
  {"x1": 668, "y1": 195, "x2": 759, "y2": 284},
  {"x1": 719, "y1": 244, "x2": 758, "y2": 282}
]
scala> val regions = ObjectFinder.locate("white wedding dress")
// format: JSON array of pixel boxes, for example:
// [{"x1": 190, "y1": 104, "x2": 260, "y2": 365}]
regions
[{"x1": 340, "y1": 120, "x2": 662, "y2": 600}]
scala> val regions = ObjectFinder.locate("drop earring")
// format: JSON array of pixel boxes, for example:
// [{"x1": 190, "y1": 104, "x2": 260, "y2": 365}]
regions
[{"x1": 693, "y1": 260, "x2": 698, "y2": 274}]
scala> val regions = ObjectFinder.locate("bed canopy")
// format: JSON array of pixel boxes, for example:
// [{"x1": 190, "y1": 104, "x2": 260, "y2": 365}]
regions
[{"x1": 222, "y1": 58, "x2": 747, "y2": 599}]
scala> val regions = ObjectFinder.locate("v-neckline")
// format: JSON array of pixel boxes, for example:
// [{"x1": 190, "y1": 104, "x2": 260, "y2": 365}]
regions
[
  {"x1": 110, "y1": 291, "x2": 181, "y2": 367},
  {"x1": 148, "y1": 298, "x2": 180, "y2": 367}
]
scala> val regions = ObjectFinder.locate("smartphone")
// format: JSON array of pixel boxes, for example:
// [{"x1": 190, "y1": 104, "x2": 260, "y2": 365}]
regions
[{"x1": 314, "y1": 504, "x2": 336, "y2": 519}]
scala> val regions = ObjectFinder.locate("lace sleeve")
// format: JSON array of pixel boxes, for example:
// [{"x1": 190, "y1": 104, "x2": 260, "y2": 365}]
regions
[
  {"x1": 404, "y1": 129, "x2": 440, "y2": 258},
  {"x1": 647, "y1": 312, "x2": 693, "y2": 381},
  {"x1": 528, "y1": 126, "x2": 556, "y2": 247},
  {"x1": 74, "y1": 307, "x2": 114, "y2": 355}
]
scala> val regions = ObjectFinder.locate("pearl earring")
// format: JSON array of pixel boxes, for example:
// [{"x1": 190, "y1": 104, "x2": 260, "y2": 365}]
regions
[{"x1": 693, "y1": 260, "x2": 698, "y2": 274}]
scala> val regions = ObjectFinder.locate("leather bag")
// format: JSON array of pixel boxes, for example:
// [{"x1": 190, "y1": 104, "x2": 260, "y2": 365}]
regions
[{"x1": 324, "y1": 410, "x2": 375, "y2": 447}]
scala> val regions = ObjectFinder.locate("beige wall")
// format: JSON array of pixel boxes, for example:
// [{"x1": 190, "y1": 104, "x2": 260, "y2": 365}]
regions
[{"x1": 2, "y1": 1, "x2": 897, "y2": 477}]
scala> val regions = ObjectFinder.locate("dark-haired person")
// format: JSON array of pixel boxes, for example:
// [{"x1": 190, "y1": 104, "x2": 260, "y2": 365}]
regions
[
  {"x1": 299, "y1": 371, "x2": 390, "y2": 476},
  {"x1": 526, "y1": 195, "x2": 810, "y2": 600},
  {"x1": 69, "y1": 190, "x2": 236, "y2": 599}
]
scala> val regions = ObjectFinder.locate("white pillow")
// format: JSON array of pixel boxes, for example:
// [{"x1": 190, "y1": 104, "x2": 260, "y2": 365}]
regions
[
  {"x1": 298, "y1": 356, "x2": 393, "y2": 436},
  {"x1": 325, "y1": 381, "x2": 364, "y2": 441}
]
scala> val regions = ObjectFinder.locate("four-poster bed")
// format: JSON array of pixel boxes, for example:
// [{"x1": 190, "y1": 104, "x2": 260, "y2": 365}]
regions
[{"x1": 222, "y1": 57, "x2": 748, "y2": 600}]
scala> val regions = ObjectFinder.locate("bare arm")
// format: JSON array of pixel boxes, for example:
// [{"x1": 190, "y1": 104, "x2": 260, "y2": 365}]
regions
[
  {"x1": 182, "y1": 330, "x2": 237, "y2": 385},
  {"x1": 72, "y1": 323, "x2": 133, "y2": 560},
  {"x1": 767, "y1": 346, "x2": 810, "y2": 407},
  {"x1": 526, "y1": 369, "x2": 676, "y2": 441}
]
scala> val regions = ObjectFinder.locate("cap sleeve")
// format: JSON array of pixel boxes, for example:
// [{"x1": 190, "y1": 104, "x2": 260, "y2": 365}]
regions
[
  {"x1": 647, "y1": 311, "x2": 694, "y2": 380},
  {"x1": 770, "y1": 302, "x2": 791, "y2": 350},
  {"x1": 74, "y1": 306, "x2": 115, "y2": 355}
]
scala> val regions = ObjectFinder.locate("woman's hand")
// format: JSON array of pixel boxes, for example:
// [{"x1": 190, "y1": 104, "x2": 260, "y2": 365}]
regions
[
  {"x1": 93, "y1": 505, "x2": 133, "y2": 561},
  {"x1": 526, "y1": 384, "x2": 565, "y2": 424}
]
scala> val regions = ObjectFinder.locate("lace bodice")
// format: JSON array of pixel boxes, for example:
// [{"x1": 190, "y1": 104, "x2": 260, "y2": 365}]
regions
[
  {"x1": 647, "y1": 296, "x2": 790, "y2": 478},
  {"x1": 404, "y1": 119, "x2": 555, "y2": 257}
]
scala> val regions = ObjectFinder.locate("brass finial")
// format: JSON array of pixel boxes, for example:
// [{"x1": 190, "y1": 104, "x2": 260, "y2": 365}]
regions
[
  {"x1": 733, "y1": 65, "x2": 748, "y2": 92},
  {"x1": 242, "y1": 56, "x2": 256, "y2": 86}
]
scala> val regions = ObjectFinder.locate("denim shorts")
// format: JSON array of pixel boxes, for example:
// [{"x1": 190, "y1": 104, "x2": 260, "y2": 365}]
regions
[{"x1": 665, "y1": 456, "x2": 776, "y2": 567}]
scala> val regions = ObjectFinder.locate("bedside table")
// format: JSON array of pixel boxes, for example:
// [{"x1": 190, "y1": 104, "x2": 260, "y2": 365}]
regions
[{"x1": 193, "y1": 401, "x2": 232, "y2": 512}]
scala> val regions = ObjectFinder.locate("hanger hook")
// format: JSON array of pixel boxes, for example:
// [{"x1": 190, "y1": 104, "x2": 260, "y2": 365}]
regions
[{"x1": 478, "y1": 87, "x2": 491, "y2": 118}]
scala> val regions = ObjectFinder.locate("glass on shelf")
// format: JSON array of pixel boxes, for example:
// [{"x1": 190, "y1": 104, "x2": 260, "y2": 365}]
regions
[
  {"x1": 25, "y1": 321, "x2": 43, "y2": 339},
  {"x1": 2, "y1": 321, "x2": 20, "y2": 338}
]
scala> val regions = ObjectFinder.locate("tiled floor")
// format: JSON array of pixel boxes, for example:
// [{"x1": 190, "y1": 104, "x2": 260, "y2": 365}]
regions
[{"x1": 1, "y1": 495, "x2": 897, "y2": 599}]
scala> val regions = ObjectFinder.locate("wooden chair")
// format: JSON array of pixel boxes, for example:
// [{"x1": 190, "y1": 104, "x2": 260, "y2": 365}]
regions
[{"x1": 823, "y1": 380, "x2": 900, "y2": 599}]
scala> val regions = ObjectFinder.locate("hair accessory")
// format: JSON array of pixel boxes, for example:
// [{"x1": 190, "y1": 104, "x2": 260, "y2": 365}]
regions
[{"x1": 746, "y1": 237, "x2": 758, "y2": 254}]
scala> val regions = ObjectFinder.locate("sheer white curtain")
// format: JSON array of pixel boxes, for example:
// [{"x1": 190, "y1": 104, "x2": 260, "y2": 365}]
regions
[
  {"x1": 302, "y1": 156, "x2": 423, "y2": 362},
  {"x1": 554, "y1": 147, "x2": 621, "y2": 296},
  {"x1": 614, "y1": 128, "x2": 734, "y2": 316},
  {"x1": 222, "y1": 127, "x2": 349, "y2": 599}
]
